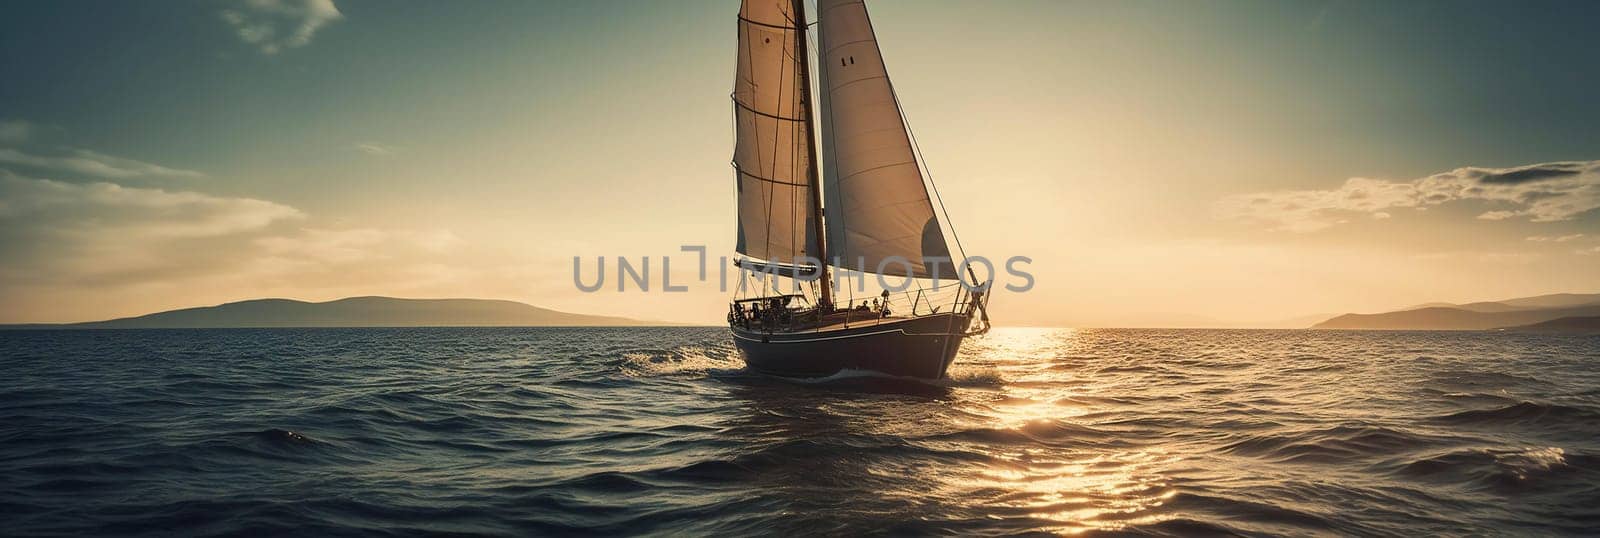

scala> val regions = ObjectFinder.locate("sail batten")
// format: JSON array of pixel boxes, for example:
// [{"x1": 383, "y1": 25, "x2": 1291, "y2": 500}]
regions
[{"x1": 817, "y1": 0, "x2": 954, "y2": 279}]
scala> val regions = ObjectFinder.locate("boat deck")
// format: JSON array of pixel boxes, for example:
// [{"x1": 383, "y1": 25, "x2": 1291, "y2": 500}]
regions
[
  {"x1": 734, "y1": 311, "x2": 971, "y2": 335},
  {"x1": 807, "y1": 315, "x2": 908, "y2": 333}
]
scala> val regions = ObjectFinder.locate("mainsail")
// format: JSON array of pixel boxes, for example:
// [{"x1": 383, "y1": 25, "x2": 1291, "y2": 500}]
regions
[
  {"x1": 732, "y1": 0, "x2": 820, "y2": 265},
  {"x1": 817, "y1": 0, "x2": 954, "y2": 279}
]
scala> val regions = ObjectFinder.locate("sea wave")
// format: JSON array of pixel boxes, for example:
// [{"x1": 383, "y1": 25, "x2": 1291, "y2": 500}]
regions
[{"x1": 1, "y1": 327, "x2": 1598, "y2": 536}]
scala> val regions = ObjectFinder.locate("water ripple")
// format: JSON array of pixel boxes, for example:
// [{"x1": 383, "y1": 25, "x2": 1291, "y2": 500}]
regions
[{"x1": 1, "y1": 327, "x2": 1597, "y2": 535}]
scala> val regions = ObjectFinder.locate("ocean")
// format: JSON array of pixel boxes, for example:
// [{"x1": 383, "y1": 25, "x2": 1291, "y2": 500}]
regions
[{"x1": 1, "y1": 327, "x2": 1597, "y2": 536}]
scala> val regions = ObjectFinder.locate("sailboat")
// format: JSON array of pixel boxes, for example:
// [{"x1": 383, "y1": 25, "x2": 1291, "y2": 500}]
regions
[{"x1": 726, "y1": 0, "x2": 991, "y2": 379}]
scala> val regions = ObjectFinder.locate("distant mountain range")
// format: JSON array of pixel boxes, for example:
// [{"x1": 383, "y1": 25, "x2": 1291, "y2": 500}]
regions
[
  {"x1": 1510, "y1": 316, "x2": 1600, "y2": 332},
  {"x1": 1312, "y1": 293, "x2": 1600, "y2": 331},
  {"x1": 1, "y1": 297, "x2": 663, "y2": 329},
  {"x1": 9, "y1": 294, "x2": 1597, "y2": 331}
]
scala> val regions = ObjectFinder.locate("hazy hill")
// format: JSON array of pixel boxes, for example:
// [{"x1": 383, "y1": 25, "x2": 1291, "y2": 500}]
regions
[
  {"x1": 1253, "y1": 313, "x2": 1340, "y2": 329},
  {"x1": 1495, "y1": 293, "x2": 1600, "y2": 309},
  {"x1": 1402, "y1": 302, "x2": 1458, "y2": 310},
  {"x1": 1398, "y1": 294, "x2": 1600, "y2": 314},
  {"x1": 1313, "y1": 303, "x2": 1600, "y2": 330},
  {"x1": 11, "y1": 297, "x2": 659, "y2": 329},
  {"x1": 1503, "y1": 316, "x2": 1600, "y2": 332},
  {"x1": 1315, "y1": 292, "x2": 1600, "y2": 330},
  {"x1": 1427, "y1": 301, "x2": 1528, "y2": 313}
]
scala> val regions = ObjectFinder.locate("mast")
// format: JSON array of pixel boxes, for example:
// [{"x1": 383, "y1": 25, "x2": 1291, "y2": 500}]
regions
[{"x1": 794, "y1": 0, "x2": 833, "y2": 310}]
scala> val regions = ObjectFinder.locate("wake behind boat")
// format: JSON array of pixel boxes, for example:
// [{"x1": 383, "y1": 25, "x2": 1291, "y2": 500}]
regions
[{"x1": 724, "y1": 0, "x2": 990, "y2": 379}]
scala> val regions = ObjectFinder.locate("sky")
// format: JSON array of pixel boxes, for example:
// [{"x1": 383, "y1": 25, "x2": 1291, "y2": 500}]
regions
[{"x1": 1, "y1": 0, "x2": 1598, "y2": 327}]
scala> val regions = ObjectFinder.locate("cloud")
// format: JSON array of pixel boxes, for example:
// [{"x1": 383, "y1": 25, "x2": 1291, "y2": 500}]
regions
[
  {"x1": 256, "y1": 228, "x2": 458, "y2": 265},
  {"x1": 221, "y1": 0, "x2": 342, "y2": 55},
  {"x1": 0, "y1": 172, "x2": 304, "y2": 292},
  {"x1": 354, "y1": 142, "x2": 396, "y2": 156},
  {"x1": 1216, "y1": 160, "x2": 1600, "y2": 232},
  {"x1": 0, "y1": 171, "x2": 478, "y2": 322},
  {"x1": 1214, "y1": 176, "x2": 1421, "y2": 233},
  {"x1": 0, "y1": 173, "x2": 300, "y2": 240},
  {"x1": 1526, "y1": 234, "x2": 1584, "y2": 242},
  {"x1": 1478, "y1": 162, "x2": 1586, "y2": 184},
  {"x1": 1577, "y1": 246, "x2": 1600, "y2": 256},
  {"x1": 0, "y1": 148, "x2": 205, "y2": 180},
  {"x1": 0, "y1": 119, "x2": 33, "y2": 144}
]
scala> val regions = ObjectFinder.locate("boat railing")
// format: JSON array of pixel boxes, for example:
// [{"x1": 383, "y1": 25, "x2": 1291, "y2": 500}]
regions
[{"x1": 732, "y1": 279, "x2": 986, "y2": 334}]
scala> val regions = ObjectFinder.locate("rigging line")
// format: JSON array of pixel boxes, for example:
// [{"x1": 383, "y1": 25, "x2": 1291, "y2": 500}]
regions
[
  {"x1": 791, "y1": 1, "x2": 813, "y2": 262},
  {"x1": 734, "y1": 164, "x2": 809, "y2": 187},
  {"x1": 759, "y1": 21, "x2": 791, "y2": 266},
  {"x1": 890, "y1": 78, "x2": 968, "y2": 265},
  {"x1": 778, "y1": 24, "x2": 805, "y2": 263},
  {"x1": 732, "y1": 98, "x2": 807, "y2": 122},
  {"x1": 813, "y1": 3, "x2": 848, "y2": 270},
  {"x1": 735, "y1": 18, "x2": 770, "y2": 262},
  {"x1": 801, "y1": 0, "x2": 831, "y2": 275},
  {"x1": 785, "y1": 8, "x2": 802, "y2": 263},
  {"x1": 738, "y1": 15, "x2": 802, "y2": 31},
  {"x1": 846, "y1": 271, "x2": 855, "y2": 328},
  {"x1": 851, "y1": 0, "x2": 969, "y2": 269},
  {"x1": 729, "y1": 100, "x2": 736, "y2": 250},
  {"x1": 798, "y1": 0, "x2": 836, "y2": 311},
  {"x1": 791, "y1": 49, "x2": 810, "y2": 265},
  {"x1": 806, "y1": 8, "x2": 832, "y2": 297},
  {"x1": 728, "y1": 27, "x2": 744, "y2": 302},
  {"x1": 739, "y1": 11, "x2": 783, "y2": 299},
  {"x1": 800, "y1": 1, "x2": 823, "y2": 273},
  {"x1": 729, "y1": 105, "x2": 742, "y2": 293},
  {"x1": 785, "y1": 20, "x2": 803, "y2": 264}
]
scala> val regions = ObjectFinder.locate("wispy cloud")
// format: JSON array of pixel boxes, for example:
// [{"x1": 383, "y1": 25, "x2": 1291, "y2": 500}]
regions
[
  {"x1": 256, "y1": 228, "x2": 458, "y2": 264},
  {"x1": 1576, "y1": 246, "x2": 1600, "y2": 256},
  {"x1": 221, "y1": 0, "x2": 342, "y2": 55},
  {"x1": 0, "y1": 148, "x2": 204, "y2": 180},
  {"x1": 354, "y1": 141, "x2": 397, "y2": 156},
  {"x1": 1526, "y1": 234, "x2": 1585, "y2": 242},
  {"x1": 0, "y1": 119, "x2": 33, "y2": 145},
  {"x1": 0, "y1": 172, "x2": 299, "y2": 240},
  {"x1": 0, "y1": 171, "x2": 469, "y2": 320},
  {"x1": 1216, "y1": 160, "x2": 1600, "y2": 232}
]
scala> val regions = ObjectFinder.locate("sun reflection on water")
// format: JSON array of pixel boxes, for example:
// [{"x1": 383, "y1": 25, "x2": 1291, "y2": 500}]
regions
[{"x1": 942, "y1": 327, "x2": 1180, "y2": 533}]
